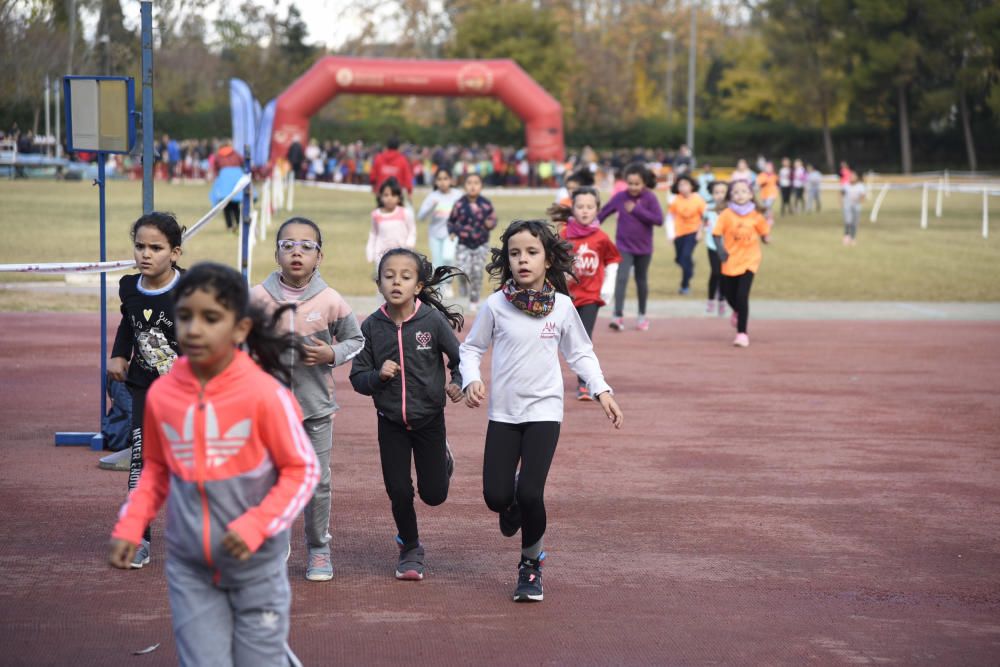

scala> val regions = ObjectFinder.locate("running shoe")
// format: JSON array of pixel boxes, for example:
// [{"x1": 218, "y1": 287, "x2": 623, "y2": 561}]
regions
[
  {"x1": 609, "y1": 317, "x2": 625, "y2": 332},
  {"x1": 733, "y1": 333, "x2": 750, "y2": 348},
  {"x1": 513, "y1": 553, "x2": 546, "y2": 602},
  {"x1": 305, "y1": 547, "x2": 333, "y2": 582},
  {"x1": 636, "y1": 317, "x2": 650, "y2": 332},
  {"x1": 705, "y1": 300, "x2": 714, "y2": 314},
  {"x1": 394, "y1": 537, "x2": 425, "y2": 581},
  {"x1": 717, "y1": 300, "x2": 727, "y2": 317},
  {"x1": 576, "y1": 384, "x2": 593, "y2": 401},
  {"x1": 130, "y1": 539, "x2": 150, "y2": 569},
  {"x1": 678, "y1": 287, "x2": 691, "y2": 295},
  {"x1": 98, "y1": 448, "x2": 131, "y2": 471}
]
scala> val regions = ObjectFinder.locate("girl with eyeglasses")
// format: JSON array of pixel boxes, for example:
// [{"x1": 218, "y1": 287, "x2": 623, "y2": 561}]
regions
[{"x1": 250, "y1": 217, "x2": 364, "y2": 582}]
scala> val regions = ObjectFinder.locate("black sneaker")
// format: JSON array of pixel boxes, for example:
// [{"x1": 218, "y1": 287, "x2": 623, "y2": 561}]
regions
[
  {"x1": 394, "y1": 537, "x2": 425, "y2": 581},
  {"x1": 445, "y1": 440, "x2": 455, "y2": 480},
  {"x1": 513, "y1": 553, "x2": 545, "y2": 602},
  {"x1": 499, "y1": 472, "x2": 521, "y2": 537}
]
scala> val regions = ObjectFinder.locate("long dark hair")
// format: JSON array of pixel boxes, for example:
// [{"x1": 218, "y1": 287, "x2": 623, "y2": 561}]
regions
[
  {"x1": 376, "y1": 248, "x2": 466, "y2": 331},
  {"x1": 486, "y1": 220, "x2": 575, "y2": 296},
  {"x1": 172, "y1": 262, "x2": 301, "y2": 384},
  {"x1": 132, "y1": 211, "x2": 185, "y2": 268},
  {"x1": 377, "y1": 176, "x2": 406, "y2": 207}
]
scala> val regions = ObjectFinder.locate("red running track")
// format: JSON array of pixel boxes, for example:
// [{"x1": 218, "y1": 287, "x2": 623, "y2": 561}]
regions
[{"x1": 0, "y1": 313, "x2": 998, "y2": 665}]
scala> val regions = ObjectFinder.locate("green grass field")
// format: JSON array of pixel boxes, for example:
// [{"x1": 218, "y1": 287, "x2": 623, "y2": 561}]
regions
[{"x1": 1, "y1": 179, "x2": 997, "y2": 312}]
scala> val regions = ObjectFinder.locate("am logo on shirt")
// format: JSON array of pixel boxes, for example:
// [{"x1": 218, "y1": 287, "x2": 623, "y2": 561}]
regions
[{"x1": 539, "y1": 322, "x2": 557, "y2": 339}]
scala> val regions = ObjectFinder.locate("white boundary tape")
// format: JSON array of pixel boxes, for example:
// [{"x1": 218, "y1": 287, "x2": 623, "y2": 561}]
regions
[{"x1": 0, "y1": 174, "x2": 252, "y2": 274}]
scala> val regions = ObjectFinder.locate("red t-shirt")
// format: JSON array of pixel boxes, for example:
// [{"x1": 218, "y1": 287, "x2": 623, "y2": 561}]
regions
[
  {"x1": 561, "y1": 227, "x2": 622, "y2": 307},
  {"x1": 371, "y1": 149, "x2": 414, "y2": 193}
]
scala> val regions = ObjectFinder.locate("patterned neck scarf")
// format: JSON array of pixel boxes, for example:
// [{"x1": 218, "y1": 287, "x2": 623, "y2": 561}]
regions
[{"x1": 502, "y1": 278, "x2": 556, "y2": 318}]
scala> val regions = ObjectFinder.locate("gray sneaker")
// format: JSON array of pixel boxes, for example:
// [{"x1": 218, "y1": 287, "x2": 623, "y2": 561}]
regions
[
  {"x1": 130, "y1": 539, "x2": 150, "y2": 568},
  {"x1": 98, "y1": 448, "x2": 131, "y2": 471},
  {"x1": 305, "y1": 547, "x2": 333, "y2": 582},
  {"x1": 394, "y1": 537, "x2": 425, "y2": 581},
  {"x1": 445, "y1": 440, "x2": 455, "y2": 480}
]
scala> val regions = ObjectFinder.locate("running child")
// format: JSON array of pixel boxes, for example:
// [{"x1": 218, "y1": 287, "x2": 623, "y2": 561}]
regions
[
  {"x1": 108, "y1": 211, "x2": 185, "y2": 569},
  {"x1": 550, "y1": 187, "x2": 621, "y2": 400},
  {"x1": 667, "y1": 174, "x2": 707, "y2": 296},
  {"x1": 703, "y1": 180, "x2": 729, "y2": 316},
  {"x1": 842, "y1": 171, "x2": 865, "y2": 246},
  {"x1": 597, "y1": 162, "x2": 663, "y2": 331},
  {"x1": 250, "y1": 217, "x2": 364, "y2": 582},
  {"x1": 460, "y1": 220, "x2": 624, "y2": 602},
  {"x1": 416, "y1": 168, "x2": 463, "y2": 272},
  {"x1": 756, "y1": 161, "x2": 779, "y2": 223},
  {"x1": 109, "y1": 262, "x2": 318, "y2": 666},
  {"x1": 367, "y1": 176, "x2": 416, "y2": 274},
  {"x1": 778, "y1": 157, "x2": 793, "y2": 216},
  {"x1": 447, "y1": 172, "x2": 497, "y2": 312},
  {"x1": 349, "y1": 249, "x2": 465, "y2": 581},
  {"x1": 713, "y1": 180, "x2": 772, "y2": 348}
]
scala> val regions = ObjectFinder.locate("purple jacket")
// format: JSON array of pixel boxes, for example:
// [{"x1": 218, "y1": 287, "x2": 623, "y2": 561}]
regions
[{"x1": 597, "y1": 189, "x2": 663, "y2": 255}]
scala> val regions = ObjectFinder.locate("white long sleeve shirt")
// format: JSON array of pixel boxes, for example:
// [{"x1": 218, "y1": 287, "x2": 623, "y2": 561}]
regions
[{"x1": 459, "y1": 290, "x2": 612, "y2": 424}]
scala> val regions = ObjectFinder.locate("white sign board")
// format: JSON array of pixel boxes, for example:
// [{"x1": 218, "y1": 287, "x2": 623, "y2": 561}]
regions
[{"x1": 64, "y1": 77, "x2": 133, "y2": 153}]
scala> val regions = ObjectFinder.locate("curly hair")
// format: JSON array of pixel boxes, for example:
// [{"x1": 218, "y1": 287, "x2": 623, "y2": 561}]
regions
[{"x1": 486, "y1": 220, "x2": 576, "y2": 296}]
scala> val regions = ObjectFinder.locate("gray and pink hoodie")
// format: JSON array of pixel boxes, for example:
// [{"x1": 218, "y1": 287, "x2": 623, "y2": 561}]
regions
[{"x1": 251, "y1": 272, "x2": 364, "y2": 420}]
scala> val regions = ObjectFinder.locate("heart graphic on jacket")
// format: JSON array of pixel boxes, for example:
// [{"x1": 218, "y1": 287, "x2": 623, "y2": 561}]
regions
[{"x1": 416, "y1": 331, "x2": 431, "y2": 347}]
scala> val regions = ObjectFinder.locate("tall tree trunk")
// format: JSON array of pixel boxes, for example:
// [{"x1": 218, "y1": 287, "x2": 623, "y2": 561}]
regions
[
  {"x1": 821, "y1": 105, "x2": 835, "y2": 173},
  {"x1": 958, "y1": 90, "x2": 978, "y2": 172},
  {"x1": 898, "y1": 84, "x2": 912, "y2": 174}
]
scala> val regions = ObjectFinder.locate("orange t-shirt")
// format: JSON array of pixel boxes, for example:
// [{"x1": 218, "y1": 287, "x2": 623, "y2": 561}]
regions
[
  {"x1": 757, "y1": 172, "x2": 778, "y2": 200},
  {"x1": 714, "y1": 208, "x2": 771, "y2": 276},
  {"x1": 668, "y1": 194, "x2": 707, "y2": 237}
]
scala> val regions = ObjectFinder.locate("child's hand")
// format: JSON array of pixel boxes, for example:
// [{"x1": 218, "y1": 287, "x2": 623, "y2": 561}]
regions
[
  {"x1": 222, "y1": 530, "x2": 251, "y2": 561},
  {"x1": 108, "y1": 538, "x2": 136, "y2": 569},
  {"x1": 597, "y1": 391, "x2": 624, "y2": 429},
  {"x1": 301, "y1": 338, "x2": 334, "y2": 366},
  {"x1": 108, "y1": 357, "x2": 129, "y2": 383},
  {"x1": 380, "y1": 360, "x2": 400, "y2": 381},
  {"x1": 446, "y1": 383, "x2": 463, "y2": 403},
  {"x1": 464, "y1": 381, "x2": 486, "y2": 408},
  {"x1": 624, "y1": 201, "x2": 636, "y2": 213}
]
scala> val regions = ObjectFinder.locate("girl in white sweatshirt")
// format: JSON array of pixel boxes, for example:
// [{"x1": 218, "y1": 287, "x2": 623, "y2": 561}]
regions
[{"x1": 459, "y1": 219, "x2": 624, "y2": 603}]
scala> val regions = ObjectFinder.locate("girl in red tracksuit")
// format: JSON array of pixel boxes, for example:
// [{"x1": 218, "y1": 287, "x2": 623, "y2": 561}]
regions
[
  {"x1": 550, "y1": 187, "x2": 621, "y2": 400},
  {"x1": 110, "y1": 262, "x2": 318, "y2": 667}
]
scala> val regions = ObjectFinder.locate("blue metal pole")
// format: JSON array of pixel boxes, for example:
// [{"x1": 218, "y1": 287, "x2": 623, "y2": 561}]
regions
[
  {"x1": 141, "y1": 1, "x2": 153, "y2": 214},
  {"x1": 241, "y1": 144, "x2": 252, "y2": 282},
  {"x1": 98, "y1": 155, "x2": 108, "y2": 449}
]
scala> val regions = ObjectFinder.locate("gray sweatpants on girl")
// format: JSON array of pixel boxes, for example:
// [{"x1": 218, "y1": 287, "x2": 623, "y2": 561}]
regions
[
  {"x1": 166, "y1": 557, "x2": 301, "y2": 667},
  {"x1": 456, "y1": 243, "x2": 490, "y2": 304},
  {"x1": 843, "y1": 204, "x2": 861, "y2": 239},
  {"x1": 303, "y1": 415, "x2": 333, "y2": 550}
]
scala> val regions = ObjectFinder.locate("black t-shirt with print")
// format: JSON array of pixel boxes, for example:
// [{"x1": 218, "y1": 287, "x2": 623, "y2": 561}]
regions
[{"x1": 111, "y1": 271, "x2": 182, "y2": 389}]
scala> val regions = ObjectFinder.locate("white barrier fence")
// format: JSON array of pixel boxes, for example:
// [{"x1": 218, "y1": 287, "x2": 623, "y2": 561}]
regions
[{"x1": 866, "y1": 176, "x2": 1000, "y2": 240}]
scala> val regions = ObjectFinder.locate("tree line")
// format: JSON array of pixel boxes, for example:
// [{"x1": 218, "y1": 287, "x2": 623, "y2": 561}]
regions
[{"x1": 2, "y1": 0, "x2": 997, "y2": 172}]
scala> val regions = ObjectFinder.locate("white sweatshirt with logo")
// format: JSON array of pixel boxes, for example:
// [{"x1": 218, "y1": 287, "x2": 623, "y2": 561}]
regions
[{"x1": 459, "y1": 290, "x2": 612, "y2": 424}]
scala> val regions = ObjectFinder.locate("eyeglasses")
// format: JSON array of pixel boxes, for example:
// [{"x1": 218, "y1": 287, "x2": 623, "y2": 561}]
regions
[{"x1": 277, "y1": 240, "x2": 320, "y2": 253}]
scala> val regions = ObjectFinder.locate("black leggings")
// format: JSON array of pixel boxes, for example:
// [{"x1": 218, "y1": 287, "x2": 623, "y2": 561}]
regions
[
  {"x1": 127, "y1": 385, "x2": 152, "y2": 543},
  {"x1": 575, "y1": 303, "x2": 600, "y2": 385},
  {"x1": 614, "y1": 252, "x2": 652, "y2": 317},
  {"x1": 223, "y1": 202, "x2": 240, "y2": 230},
  {"x1": 780, "y1": 186, "x2": 793, "y2": 215},
  {"x1": 721, "y1": 271, "x2": 755, "y2": 334},
  {"x1": 483, "y1": 421, "x2": 560, "y2": 549},
  {"x1": 377, "y1": 412, "x2": 450, "y2": 546},
  {"x1": 707, "y1": 247, "x2": 723, "y2": 301}
]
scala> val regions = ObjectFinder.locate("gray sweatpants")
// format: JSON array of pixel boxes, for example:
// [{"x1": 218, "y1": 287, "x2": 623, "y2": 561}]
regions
[
  {"x1": 303, "y1": 415, "x2": 333, "y2": 550},
  {"x1": 166, "y1": 557, "x2": 301, "y2": 666},
  {"x1": 843, "y1": 204, "x2": 861, "y2": 239},
  {"x1": 456, "y1": 243, "x2": 490, "y2": 304}
]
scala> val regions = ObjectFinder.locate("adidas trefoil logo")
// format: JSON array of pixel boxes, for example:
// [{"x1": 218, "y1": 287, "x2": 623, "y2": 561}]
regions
[{"x1": 161, "y1": 402, "x2": 251, "y2": 468}]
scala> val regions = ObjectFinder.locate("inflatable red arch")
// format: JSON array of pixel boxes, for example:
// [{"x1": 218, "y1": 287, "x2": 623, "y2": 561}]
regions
[{"x1": 270, "y1": 56, "x2": 565, "y2": 162}]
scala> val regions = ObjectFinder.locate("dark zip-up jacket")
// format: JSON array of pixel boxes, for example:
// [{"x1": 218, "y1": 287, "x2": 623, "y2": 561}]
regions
[{"x1": 350, "y1": 301, "x2": 462, "y2": 429}]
